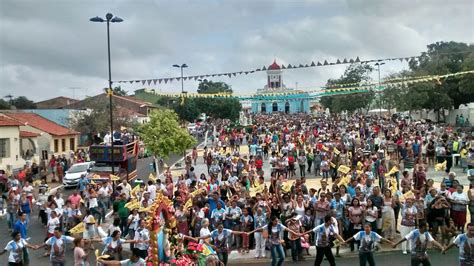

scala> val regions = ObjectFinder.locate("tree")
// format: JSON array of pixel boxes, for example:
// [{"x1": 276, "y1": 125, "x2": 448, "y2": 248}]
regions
[
  {"x1": 409, "y1": 41, "x2": 474, "y2": 108},
  {"x1": 197, "y1": 80, "x2": 233, "y2": 94},
  {"x1": 138, "y1": 109, "x2": 197, "y2": 177},
  {"x1": 70, "y1": 101, "x2": 136, "y2": 145},
  {"x1": 103, "y1": 86, "x2": 128, "y2": 96},
  {"x1": 0, "y1": 99, "x2": 11, "y2": 109},
  {"x1": 10, "y1": 96, "x2": 36, "y2": 109},
  {"x1": 321, "y1": 64, "x2": 375, "y2": 113}
]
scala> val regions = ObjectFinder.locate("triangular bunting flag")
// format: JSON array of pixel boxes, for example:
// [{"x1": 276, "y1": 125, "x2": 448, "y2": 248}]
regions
[
  {"x1": 256, "y1": 68, "x2": 261, "y2": 71},
  {"x1": 310, "y1": 61, "x2": 316, "y2": 66},
  {"x1": 164, "y1": 78, "x2": 168, "y2": 84},
  {"x1": 244, "y1": 71, "x2": 249, "y2": 74},
  {"x1": 147, "y1": 80, "x2": 152, "y2": 85},
  {"x1": 158, "y1": 79, "x2": 163, "y2": 84},
  {"x1": 141, "y1": 80, "x2": 146, "y2": 85},
  {"x1": 176, "y1": 77, "x2": 181, "y2": 81},
  {"x1": 336, "y1": 59, "x2": 341, "y2": 64},
  {"x1": 343, "y1": 58, "x2": 348, "y2": 63},
  {"x1": 323, "y1": 60, "x2": 328, "y2": 65},
  {"x1": 399, "y1": 58, "x2": 404, "y2": 62},
  {"x1": 183, "y1": 77, "x2": 188, "y2": 81},
  {"x1": 227, "y1": 73, "x2": 232, "y2": 78},
  {"x1": 232, "y1": 73, "x2": 237, "y2": 77},
  {"x1": 405, "y1": 57, "x2": 410, "y2": 62},
  {"x1": 317, "y1": 61, "x2": 322, "y2": 66},
  {"x1": 135, "y1": 80, "x2": 140, "y2": 83},
  {"x1": 194, "y1": 76, "x2": 199, "y2": 80},
  {"x1": 281, "y1": 65, "x2": 286, "y2": 69},
  {"x1": 262, "y1": 66, "x2": 267, "y2": 70},
  {"x1": 355, "y1": 57, "x2": 360, "y2": 63},
  {"x1": 153, "y1": 79, "x2": 158, "y2": 85},
  {"x1": 287, "y1": 64, "x2": 292, "y2": 68},
  {"x1": 129, "y1": 81, "x2": 134, "y2": 84},
  {"x1": 212, "y1": 74, "x2": 216, "y2": 77},
  {"x1": 304, "y1": 64, "x2": 309, "y2": 67},
  {"x1": 299, "y1": 64, "x2": 304, "y2": 68},
  {"x1": 349, "y1": 59, "x2": 354, "y2": 63},
  {"x1": 218, "y1": 74, "x2": 222, "y2": 76}
]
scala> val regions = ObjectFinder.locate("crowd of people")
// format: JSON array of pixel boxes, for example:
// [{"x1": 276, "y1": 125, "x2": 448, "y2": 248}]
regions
[{"x1": 1, "y1": 112, "x2": 474, "y2": 266}]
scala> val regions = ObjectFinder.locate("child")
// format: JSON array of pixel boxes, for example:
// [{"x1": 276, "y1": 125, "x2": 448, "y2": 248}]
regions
[
  {"x1": 240, "y1": 207, "x2": 253, "y2": 254},
  {"x1": 301, "y1": 234, "x2": 311, "y2": 255},
  {"x1": 442, "y1": 218, "x2": 457, "y2": 246}
]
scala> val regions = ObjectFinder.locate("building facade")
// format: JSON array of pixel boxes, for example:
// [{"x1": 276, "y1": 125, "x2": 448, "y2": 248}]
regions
[{"x1": 250, "y1": 60, "x2": 310, "y2": 114}]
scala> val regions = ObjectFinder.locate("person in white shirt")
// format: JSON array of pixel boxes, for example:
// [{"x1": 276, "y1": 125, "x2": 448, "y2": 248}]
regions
[
  {"x1": 133, "y1": 220, "x2": 150, "y2": 259},
  {"x1": 147, "y1": 181, "x2": 157, "y2": 201},
  {"x1": 393, "y1": 222, "x2": 444, "y2": 265},
  {"x1": 37, "y1": 227, "x2": 75, "y2": 265},
  {"x1": 443, "y1": 223, "x2": 474, "y2": 265},
  {"x1": 302, "y1": 214, "x2": 345, "y2": 266},
  {"x1": 449, "y1": 185, "x2": 469, "y2": 233},
  {"x1": 118, "y1": 180, "x2": 132, "y2": 199},
  {"x1": 0, "y1": 231, "x2": 36, "y2": 265},
  {"x1": 127, "y1": 209, "x2": 140, "y2": 248},
  {"x1": 343, "y1": 224, "x2": 393, "y2": 266}
]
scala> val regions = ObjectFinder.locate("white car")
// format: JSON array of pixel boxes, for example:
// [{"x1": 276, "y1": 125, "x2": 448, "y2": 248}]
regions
[{"x1": 63, "y1": 162, "x2": 94, "y2": 188}]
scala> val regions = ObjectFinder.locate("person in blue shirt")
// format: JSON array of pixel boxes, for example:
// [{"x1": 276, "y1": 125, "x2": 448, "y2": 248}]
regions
[
  {"x1": 14, "y1": 212, "x2": 28, "y2": 239},
  {"x1": 347, "y1": 179, "x2": 358, "y2": 198},
  {"x1": 207, "y1": 192, "x2": 226, "y2": 218},
  {"x1": 77, "y1": 174, "x2": 89, "y2": 196}
]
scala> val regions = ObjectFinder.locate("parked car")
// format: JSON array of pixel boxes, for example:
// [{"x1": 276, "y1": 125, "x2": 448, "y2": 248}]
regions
[{"x1": 63, "y1": 162, "x2": 94, "y2": 188}]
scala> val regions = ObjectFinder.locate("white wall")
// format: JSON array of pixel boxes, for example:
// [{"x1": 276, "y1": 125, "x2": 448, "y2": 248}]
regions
[{"x1": 0, "y1": 126, "x2": 25, "y2": 171}]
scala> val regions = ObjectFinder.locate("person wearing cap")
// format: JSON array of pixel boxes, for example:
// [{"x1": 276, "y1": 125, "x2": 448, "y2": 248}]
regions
[
  {"x1": 83, "y1": 210, "x2": 97, "y2": 250},
  {"x1": 400, "y1": 197, "x2": 418, "y2": 254},
  {"x1": 286, "y1": 212, "x2": 304, "y2": 262}
]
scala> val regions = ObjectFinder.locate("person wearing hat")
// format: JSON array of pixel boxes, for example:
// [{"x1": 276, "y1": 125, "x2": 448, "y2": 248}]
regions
[
  {"x1": 286, "y1": 212, "x2": 304, "y2": 262},
  {"x1": 83, "y1": 209, "x2": 97, "y2": 250},
  {"x1": 400, "y1": 197, "x2": 418, "y2": 255}
]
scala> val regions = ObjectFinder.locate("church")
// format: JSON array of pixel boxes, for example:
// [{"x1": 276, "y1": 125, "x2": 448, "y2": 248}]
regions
[{"x1": 250, "y1": 60, "x2": 310, "y2": 114}]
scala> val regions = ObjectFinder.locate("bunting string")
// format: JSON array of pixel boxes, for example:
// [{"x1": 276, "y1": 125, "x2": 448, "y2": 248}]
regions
[
  {"x1": 114, "y1": 50, "x2": 473, "y2": 85},
  {"x1": 142, "y1": 70, "x2": 473, "y2": 100}
]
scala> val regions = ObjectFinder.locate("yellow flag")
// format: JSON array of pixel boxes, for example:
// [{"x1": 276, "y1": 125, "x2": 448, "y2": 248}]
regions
[
  {"x1": 110, "y1": 174, "x2": 120, "y2": 181},
  {"x1": 69, "y1": 222, "x2": 85, "y2": 234},
  {"x1": 338, "y1": 165, "x2": 351, "y2": 174},
  {"x1": 357, "y1": 161, "x2": 363, "y2": 170},
  {"x1": 435, "y1": 161, "x2": 446, "y2": 172},
  {"x1": 400, "y1": 190, "x2": 415, "y2": 201},
  {"x1": 330, "y1": 162, "x2": 336, "y2": 168},
  {"x1": 333, "y1": 148, "x2": 340, "y2": 155},
  {"x1": 322, "y1": 145, "x2": 329, "y2": 152},
  {"x1": 184, "y1": 198, "x2": 193, "y2": 209},
  {"x1": 250, "y1": 184, "x2": 265, "y2": 197},
  {"x1": 148, "y1": 173, "x2": 157, "y2": 182},
  {"x1": 281, "y1": 181, "x2": 292, "y2": 193}
]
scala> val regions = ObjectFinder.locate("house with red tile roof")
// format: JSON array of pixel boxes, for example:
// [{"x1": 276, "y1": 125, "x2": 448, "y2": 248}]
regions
[
  {"x1": 0, "y1": 112, "x2": 80, "y2": 161},
  {"x1": 0, "y1": 116, "x2": 40, "y2": 171}
]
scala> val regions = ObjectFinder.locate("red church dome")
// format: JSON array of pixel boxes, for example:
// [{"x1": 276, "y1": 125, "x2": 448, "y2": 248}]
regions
[{"x1": 268, "y1": 60, "x2": 280, "y2": 70}]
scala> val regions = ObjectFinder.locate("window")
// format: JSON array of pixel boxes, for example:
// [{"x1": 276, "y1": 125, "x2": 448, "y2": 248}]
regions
[
  {"x1": 54, "y1": 139, "x2": 59, "y2": 153},
  {"x1": 70, "y1": 138, "x2": 75, "y2": 151},
  {"x1": 0, "y1": 138, "x2": 10, "y2": 158},
  {"x1": 61, "y1": 139, "x2": 66, "y2": 152}
]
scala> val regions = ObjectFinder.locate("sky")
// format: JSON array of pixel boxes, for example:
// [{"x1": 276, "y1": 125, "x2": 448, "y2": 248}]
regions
[{"x1": 1, "y1": 0, "x2": 473, "y2": 102}]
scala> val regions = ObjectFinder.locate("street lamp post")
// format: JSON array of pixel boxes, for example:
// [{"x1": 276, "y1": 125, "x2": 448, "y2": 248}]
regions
[
  {"x1": 90, "y1": 13, "x2": 123, "y2": 174},
  {"x1": 173, "y1": 64, "x2": 188, "y2": 94},
  {"x1": 375, "y1": 62, "x2": 385, "y2": 117}
]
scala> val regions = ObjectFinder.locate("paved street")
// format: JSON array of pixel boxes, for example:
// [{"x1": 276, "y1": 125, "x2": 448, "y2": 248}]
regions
[{"x1": 228, "y1": 249, "x2": 459, "y2": 266}]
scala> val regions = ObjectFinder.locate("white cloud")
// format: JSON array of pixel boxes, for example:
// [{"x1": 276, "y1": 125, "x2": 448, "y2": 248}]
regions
[{"x1": 1, "y1": 0, "x2": 473, "y2": 101}]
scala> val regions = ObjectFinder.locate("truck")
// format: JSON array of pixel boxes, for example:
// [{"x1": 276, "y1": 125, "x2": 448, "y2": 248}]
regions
[{"x1": 87, "y1": 141, "x2": 139, "y2": 183}]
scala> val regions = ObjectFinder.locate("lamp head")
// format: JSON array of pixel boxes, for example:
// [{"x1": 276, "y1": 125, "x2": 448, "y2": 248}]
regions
[
  {"x1": 172, "y1": 64, "x2": 180, "y2": 68},
  {"x1": 90, "y1": 16, "x2": 105, "y2": 22},
  {"x1": 106, "y1": 13, "x2": 113, "y2": 20},
  {"x1": 111, "y1": 17, "x2": 123, "y2": 23},
  {"x1": 182, "y1": 64, "x2": 188, "y2": 68}
]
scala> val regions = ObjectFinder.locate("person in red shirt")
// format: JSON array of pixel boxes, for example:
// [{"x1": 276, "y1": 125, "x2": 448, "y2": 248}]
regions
[{"x1": 255, "y1": 156, "x2": 263, "y2": 175}]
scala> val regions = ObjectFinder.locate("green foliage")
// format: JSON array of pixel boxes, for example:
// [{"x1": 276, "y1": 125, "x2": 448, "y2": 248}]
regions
[
  {"x1": 321, "y1": 64, "x2": 375, "y2": 113},
  {"x1": 70, "y1": 100, "x2": 136, "y2": 143},
  {"x1": 9, "y1": 96, "x2": 36, "y2": 109},
  {"x1": 104, "y1": 86, "x2": 128, "y2": 96},
  {"x1": 138, "y1": 109, "x2": 197, "y2": 159},
  {"x1": 197, "y1": 80, "x2": 233, "y2": 94},
  {"x1": 0, "y1": 99, "x2": 11, "y2": 109},
  {"x1": 408, "y1": 41, "x2": 474, "y2": 108}
]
